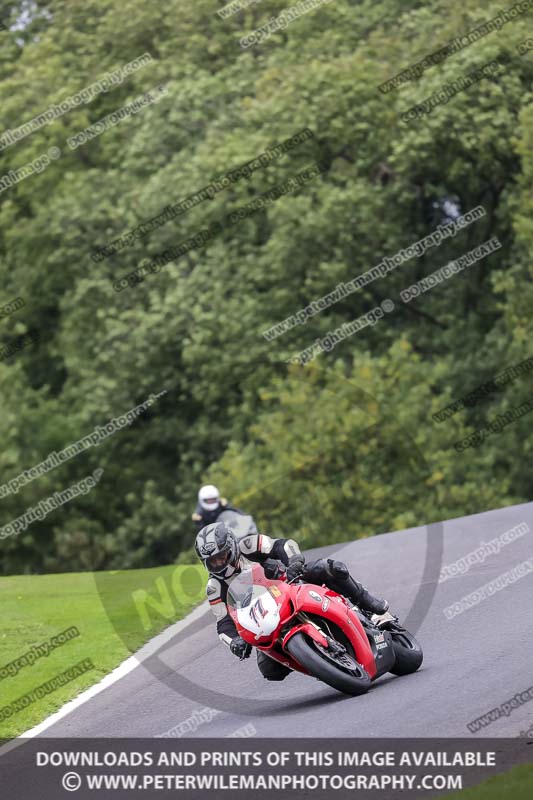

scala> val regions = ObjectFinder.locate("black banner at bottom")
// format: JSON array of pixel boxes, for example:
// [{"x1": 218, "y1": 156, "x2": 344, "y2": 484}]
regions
[{"x1": 0, "y1": 738, "x2": 531, "y2": 799}]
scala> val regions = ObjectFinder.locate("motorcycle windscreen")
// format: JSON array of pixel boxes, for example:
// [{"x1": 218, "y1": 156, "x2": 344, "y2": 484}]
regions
[
  {"x1": 218, "y1": 508, "x2": 258, "y2": 539},
  {"x1": 227, "y1": 567, "x2": 280, "y2": 639}
]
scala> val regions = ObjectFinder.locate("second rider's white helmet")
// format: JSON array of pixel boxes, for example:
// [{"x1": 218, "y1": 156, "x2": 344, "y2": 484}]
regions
[{"x1": 198, "y1": 484, "x2": 221, "y2": 512}]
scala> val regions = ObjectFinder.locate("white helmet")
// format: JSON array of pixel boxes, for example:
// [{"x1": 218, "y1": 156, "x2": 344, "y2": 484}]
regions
[{"x1": 198, "y1": 484, "x2": 221, "y2": 512}]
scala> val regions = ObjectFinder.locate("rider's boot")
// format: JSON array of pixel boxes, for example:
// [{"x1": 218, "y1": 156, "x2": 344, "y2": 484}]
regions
[
  {"x1": 347, "y1": 579, "x2": 390, "y2": 615},
  {"x1": 326, "y1": 559, "x2": 389, "y2": 615},
  {"x1": 371, "y1": 610, "x2": 397, "y2": 626}
]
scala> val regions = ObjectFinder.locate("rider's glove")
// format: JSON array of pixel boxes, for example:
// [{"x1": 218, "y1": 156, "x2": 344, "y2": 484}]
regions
[
  {"x1": 286, "y1": 554, "x2": 306, "y2": 582},
  {"x1": 230, "y1": 636, "x2": 252, "y2": 660},
  {"x1": 263, "y1": 558, "x2": 287, "y2": 580}
]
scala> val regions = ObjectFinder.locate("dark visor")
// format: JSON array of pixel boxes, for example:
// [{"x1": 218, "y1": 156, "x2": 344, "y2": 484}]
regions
[{"x1": 206, "y1": 546, "x2": 232, "y2": 572}]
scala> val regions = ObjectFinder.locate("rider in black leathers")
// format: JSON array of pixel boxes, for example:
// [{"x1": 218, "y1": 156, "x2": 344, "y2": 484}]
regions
[
  {"x1": 195, "y1": 521, "x2": 390, "y2": 681},
  {"x1": 191, "y1": 484, "x2": 245, "y2": 531}
]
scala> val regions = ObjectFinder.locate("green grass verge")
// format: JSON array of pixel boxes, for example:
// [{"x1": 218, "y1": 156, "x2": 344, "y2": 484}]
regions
[
  {"x1": 447, "y1": 761, "x2": 533, "y2": 797},
  {"x1": 0, "y1": 563, "x2": 205, "y2": 740}
]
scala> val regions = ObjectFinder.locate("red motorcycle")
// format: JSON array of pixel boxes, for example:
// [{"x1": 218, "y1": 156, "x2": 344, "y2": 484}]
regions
[{"x1": 227, "y1": 563, "x2": 423, "y2": 695}]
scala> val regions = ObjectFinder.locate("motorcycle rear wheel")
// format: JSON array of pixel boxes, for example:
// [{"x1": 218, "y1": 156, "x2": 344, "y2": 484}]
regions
[
  {"x1": 285, "y1": 632, "x2": 371, "y2": 696},
  {"x1": 390, "y1": 630, "x2": 423, "y2": 676}
]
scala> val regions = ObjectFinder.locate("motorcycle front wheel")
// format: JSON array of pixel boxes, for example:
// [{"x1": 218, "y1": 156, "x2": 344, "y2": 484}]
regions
[{"x1": 285, "y1": 632, "x2": 371, "y2": 696}]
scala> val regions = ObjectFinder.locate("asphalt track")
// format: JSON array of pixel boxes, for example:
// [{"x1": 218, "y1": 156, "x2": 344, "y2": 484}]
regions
[{"x1": 35, "y1": 501, "x2": 533, "y2": 739}]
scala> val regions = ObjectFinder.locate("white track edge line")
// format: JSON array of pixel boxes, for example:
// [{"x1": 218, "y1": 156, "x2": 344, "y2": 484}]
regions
[{"x1": 0, "y1": 600, "x2": 210, "y2": 756}]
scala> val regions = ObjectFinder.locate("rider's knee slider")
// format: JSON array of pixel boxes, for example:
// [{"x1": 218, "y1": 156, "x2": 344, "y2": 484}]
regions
[{"x1": 327, "y1": 559, "x2": 349, "y2": 580}]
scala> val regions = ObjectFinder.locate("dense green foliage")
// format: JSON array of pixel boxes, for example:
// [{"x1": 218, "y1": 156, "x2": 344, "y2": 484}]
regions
[{"x1": 0, "y1": 0, "x2": 531, "y2": 575}]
